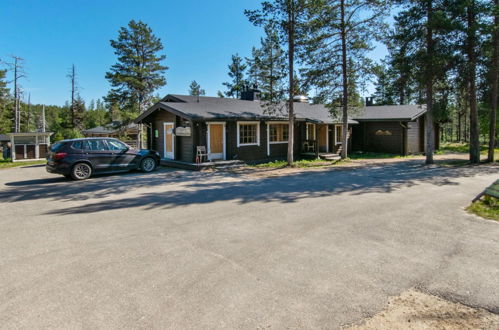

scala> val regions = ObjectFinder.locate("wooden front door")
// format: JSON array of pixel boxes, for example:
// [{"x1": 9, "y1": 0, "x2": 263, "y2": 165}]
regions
[
  {"x1": 318, "y1": 124, "x2": 328, "y2": 152},
  {"x1": 208, "y1": 123, "x2": 225, "y2": 160},
  {"x1": 164, "y1": 122, "x2": 175, "y2": 159}
]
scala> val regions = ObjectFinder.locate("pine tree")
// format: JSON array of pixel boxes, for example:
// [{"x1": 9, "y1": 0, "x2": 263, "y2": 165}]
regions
[
  {"x1": 105, "y1": 20, "x2": 168, "y2": 120},
  {"x1": 223, "y1": 54, "x2": 247, "y2": 98},
  {"x1": 246, "y1": 0, "x2": 309, "y2": 165},
  {"x1": 256, "y1": 23, "x2": 287, "y2": 102},
  {"x1": 488, "y1": 0, "x2": 498, "y2": 160},
  {"x1": 299, "y1": 0, "x2": 389, "y2": 159},
  {"x1": 188, "y1": 80, "x2": 206, "y2": 96}
]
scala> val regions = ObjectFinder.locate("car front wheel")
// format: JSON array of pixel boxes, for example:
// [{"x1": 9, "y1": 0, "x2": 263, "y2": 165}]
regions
[
  {"x1": 140, "y1": 157, "x2": 157, "y2": 172},
  {"x1": 71, "y1": 162, "x2": 92, "y2": 180}
]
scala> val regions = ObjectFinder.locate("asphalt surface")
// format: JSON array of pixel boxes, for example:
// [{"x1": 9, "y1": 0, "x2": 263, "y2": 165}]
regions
[{"x1": 0, "y1": 161, "x2": 498, "y2": 329}]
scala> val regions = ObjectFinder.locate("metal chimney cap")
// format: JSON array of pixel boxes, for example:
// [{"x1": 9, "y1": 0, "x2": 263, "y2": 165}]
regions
[{"x1": 293, "y1": 95, "x2": 309, "y2": 103}]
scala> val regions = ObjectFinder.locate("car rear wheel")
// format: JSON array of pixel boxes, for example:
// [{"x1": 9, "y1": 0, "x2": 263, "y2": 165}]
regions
[
  {"x1": 140, "y1": 157, "x2": 157, "y2": 172},
  {"x1": 71, "y1": 162, "x2": 92, "y2": 180}
]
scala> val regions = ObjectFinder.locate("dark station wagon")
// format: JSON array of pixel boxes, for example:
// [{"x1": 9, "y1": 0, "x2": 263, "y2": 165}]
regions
[{"x1": 46, "y1": 138, "x2": 161, "y2": 180}]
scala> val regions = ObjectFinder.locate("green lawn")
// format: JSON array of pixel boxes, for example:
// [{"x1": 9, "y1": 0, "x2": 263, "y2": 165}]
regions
[
  {"x1": 467, "y1": 197, "x2": 499, "y2": 222},
  {"x1": 252, "y1": 158, "x2": 346, "y2": 169},
  {"x1": 439, "y1": 142, "x2": 499, "y2": 159},
  {"x1": 0, "y1": 155, "x2": 45, "y2": 169}
]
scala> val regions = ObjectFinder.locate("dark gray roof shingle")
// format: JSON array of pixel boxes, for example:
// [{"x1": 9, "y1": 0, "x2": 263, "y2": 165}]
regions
[
  {"x1": 137, "y1": 94, "x2": 357, "y2": 124},
  {"x1": 352, "y1": 104, "x2": 426, "y2": 121}
]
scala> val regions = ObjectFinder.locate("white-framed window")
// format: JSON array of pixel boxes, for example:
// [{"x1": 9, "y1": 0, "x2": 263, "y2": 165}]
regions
[
  {"x1": 237, "y1": 121, "x2": 260, "y2": 147},
  {"x1": 306, "y1": 123, "x2": 316, "y2": 140},
  {"x1": 335, "y1": 125, "x2": 343, "y2": 145},
  {"x1": 269, "y1": 123, "x2": 289, "y2": 143}
]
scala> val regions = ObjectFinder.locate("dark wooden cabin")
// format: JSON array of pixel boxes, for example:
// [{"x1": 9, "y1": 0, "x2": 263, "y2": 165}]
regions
[
  {"x1": 135, "y1": 92, "x2": 434, "y2": 164},
  {"x1": 135, "y1": 93, "x2": 356, "y2": 163}
]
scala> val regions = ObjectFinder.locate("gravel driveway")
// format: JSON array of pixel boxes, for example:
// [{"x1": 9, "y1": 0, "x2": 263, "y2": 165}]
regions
[{"x1": 0, "y1": 161, "x2": 498, "y2": 329}]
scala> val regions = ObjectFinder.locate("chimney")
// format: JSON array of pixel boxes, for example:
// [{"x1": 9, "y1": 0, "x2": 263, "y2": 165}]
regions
[
  {"x1": 240, "y1": 84, "x2": 261, "y2": 101},
  {"x1": 293, "y1": 95, "x2": 309, "y2": 103},
  {"x1": 365, "y1": 97, "x2": 374, "y2": 106}
]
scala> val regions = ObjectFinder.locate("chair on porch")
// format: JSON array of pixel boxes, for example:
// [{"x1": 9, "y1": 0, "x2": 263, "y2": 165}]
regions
[
  {"x1": 196, "y1": 146, "x2": 208, "y2": 164},
  {"x1": 303, "y1": 140, "x2": 315, "y2": 153}
]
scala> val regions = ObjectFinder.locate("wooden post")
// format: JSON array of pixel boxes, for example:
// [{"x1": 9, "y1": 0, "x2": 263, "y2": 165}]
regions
[{"x1": 315, "y1": 124, "x2": 319, "y2": 159}]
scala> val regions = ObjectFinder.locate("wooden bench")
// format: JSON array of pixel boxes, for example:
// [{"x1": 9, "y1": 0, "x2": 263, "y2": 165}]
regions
[{"x1": 472, "y1": 179, "x2": 499, "y2": 202}]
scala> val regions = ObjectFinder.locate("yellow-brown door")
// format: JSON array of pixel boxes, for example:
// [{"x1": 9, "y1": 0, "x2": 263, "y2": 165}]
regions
[
  {"x1": 209, "y1": 123, "x2": 224, "y2": 160},
  {"x1": 318, "y1": 125, "x2": 328, "y2": 152},
  {"x1": 164, "y1": 122, "x2": 174, "y2": 159}
]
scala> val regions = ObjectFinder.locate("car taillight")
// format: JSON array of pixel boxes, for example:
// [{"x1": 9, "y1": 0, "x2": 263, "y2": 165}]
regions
[{"x1": 54, "y1": 152, "x2": 68, "y2": 161}]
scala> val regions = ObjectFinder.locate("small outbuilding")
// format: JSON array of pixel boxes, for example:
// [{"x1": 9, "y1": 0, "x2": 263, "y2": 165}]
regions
[
  {"x1": 351, "y1": 104, "x2": 438, "y2": 155},
  {"x1": 8, "y1": 132, "x2": 53, "y2": 161}
]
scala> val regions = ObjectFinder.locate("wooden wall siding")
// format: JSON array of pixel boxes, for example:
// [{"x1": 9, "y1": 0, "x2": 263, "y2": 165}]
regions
[
  {"x1": 226, "y1": 121, "x2": 268, "y2": 161},
  {"x1": 175, "y1": 116, "x2": 194, "y2": 162},
  {"x1": 407, "y1": 120, "x2": 421, "y2": 154},
  {"x1": 153, "y1": 111, "x2": 176, "y2": 158},
  {"x1": 269, "y1": 143, "x2": 288, "y2": 158},
  {"x1": 364, "y1": 121, "x2": 404, "y2": 154}
]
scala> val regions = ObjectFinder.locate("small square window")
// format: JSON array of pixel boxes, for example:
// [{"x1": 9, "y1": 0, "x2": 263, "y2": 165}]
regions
[{"x1": 238, "y1": 123, "x2": 259, "y2": 146}]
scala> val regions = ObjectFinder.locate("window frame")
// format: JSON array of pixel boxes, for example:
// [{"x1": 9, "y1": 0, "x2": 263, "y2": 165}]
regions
[
  {"x1": 237, "y1": 121, "x2": 260, "y2": 147},
  {"x1": 306, "y1": 123, "x2": 316, "y2": 140},
  {"x1": 335, "y1": 125, "x2": 343, "y2": 145},
  {"x1": 268, "y1": 123, "x2": 289, "y2": 144}
]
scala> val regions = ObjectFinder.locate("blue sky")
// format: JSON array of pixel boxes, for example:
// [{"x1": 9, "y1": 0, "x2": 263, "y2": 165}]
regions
[{"x1": 0, "y1": 0, "x2": 388, "y2": 106}]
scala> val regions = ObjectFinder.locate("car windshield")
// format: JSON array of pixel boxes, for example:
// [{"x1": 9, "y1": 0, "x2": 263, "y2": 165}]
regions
[{"x1": 107, "y1": 140, "x2": 128, "y2": 151}]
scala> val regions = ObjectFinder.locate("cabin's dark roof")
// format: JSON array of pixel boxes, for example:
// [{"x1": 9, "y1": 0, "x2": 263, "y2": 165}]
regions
[
  {"x1": 0, "y1": 134, "x2": 10, "y2": 141},
  {"x1": 352, "y1": 104, "x2": 427, "y2": 121},
  {"x1": 135, "y1": 94, "x2": 427, "y2": 124},
  {"x1": 136, "y1": 94, "x2": 357, "y2": 124}
]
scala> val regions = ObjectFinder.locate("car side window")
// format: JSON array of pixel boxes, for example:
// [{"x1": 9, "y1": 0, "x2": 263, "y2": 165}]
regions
[
  {"x1": 71, "y1": 141, "x2": 83, "y2": 150},
  {"x1": 107, "y1": 140, "x2": 127, "y2": 151},
  {"x1": 83, "y1": 140, "x2": 107, "y2": 151}
]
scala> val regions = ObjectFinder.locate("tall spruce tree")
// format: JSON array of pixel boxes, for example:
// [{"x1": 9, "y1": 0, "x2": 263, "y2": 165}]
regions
[
  {"x1": 223, "y1": 54, "x2": 247, "y2": 98},
  {"x1": 246, "y1": 0, "x2": 309, "y2": 165},
  {"x1": 105, "y1": 20, "x2": 167, "y2": 120}
]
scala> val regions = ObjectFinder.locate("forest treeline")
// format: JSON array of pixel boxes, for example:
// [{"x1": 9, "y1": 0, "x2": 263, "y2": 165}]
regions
[{"x1": 0, "y1": 0, "x2": 497, "y2": 164}]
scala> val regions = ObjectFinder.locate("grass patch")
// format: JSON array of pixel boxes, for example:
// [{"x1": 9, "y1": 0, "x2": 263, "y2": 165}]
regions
[
  {"x1": 252, "y1": 158, "x2": 343, "y2": 169},
  {"x1": 0, "y1": 155, "x2": 45, "y2": 169},
  {"x1": 439, "y1": 142, "x2": 499, "y2": 159},
  {"x1": 348, "y1": 151, "x2": 406, "y2": 159},
  {"x1": 467, "y1": 197, "x2": 499, "y2": 221}
]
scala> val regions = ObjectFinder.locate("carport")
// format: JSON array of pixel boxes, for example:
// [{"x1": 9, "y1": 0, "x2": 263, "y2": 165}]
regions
[{"x1": 8, "y1": 132, "x2": 53, "y2": 161}]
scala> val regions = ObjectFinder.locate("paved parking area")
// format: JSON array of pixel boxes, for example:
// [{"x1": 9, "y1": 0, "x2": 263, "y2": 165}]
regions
[{"x1": 0, "y1": 161, "x2": 498, "y2": 328}]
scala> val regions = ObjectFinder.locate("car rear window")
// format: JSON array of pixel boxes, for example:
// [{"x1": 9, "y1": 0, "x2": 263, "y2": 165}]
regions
[{"x1": 50, "y1": 142, "x2": 66, "y2": 152}]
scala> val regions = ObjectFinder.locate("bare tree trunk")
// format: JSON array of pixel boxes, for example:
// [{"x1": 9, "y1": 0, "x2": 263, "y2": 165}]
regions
[
  {"x1": 287, "y1": 0, "x2": 295, "y2": 165},
  {"x1": 468, "y1": 1, "x2": 480, "y2": 163},
  {"x1": 340, "y1": 0, "x2": 349, "y2": 159},
  {"x1": 488, "y1": 0, "x2": 498, "y2": 162},
  {"x1": 70, "y1": 64, "x2": 76, "y2": 128},
  {"x1": 425, "y1": 0, "x2": 435, "y2": 165}
]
